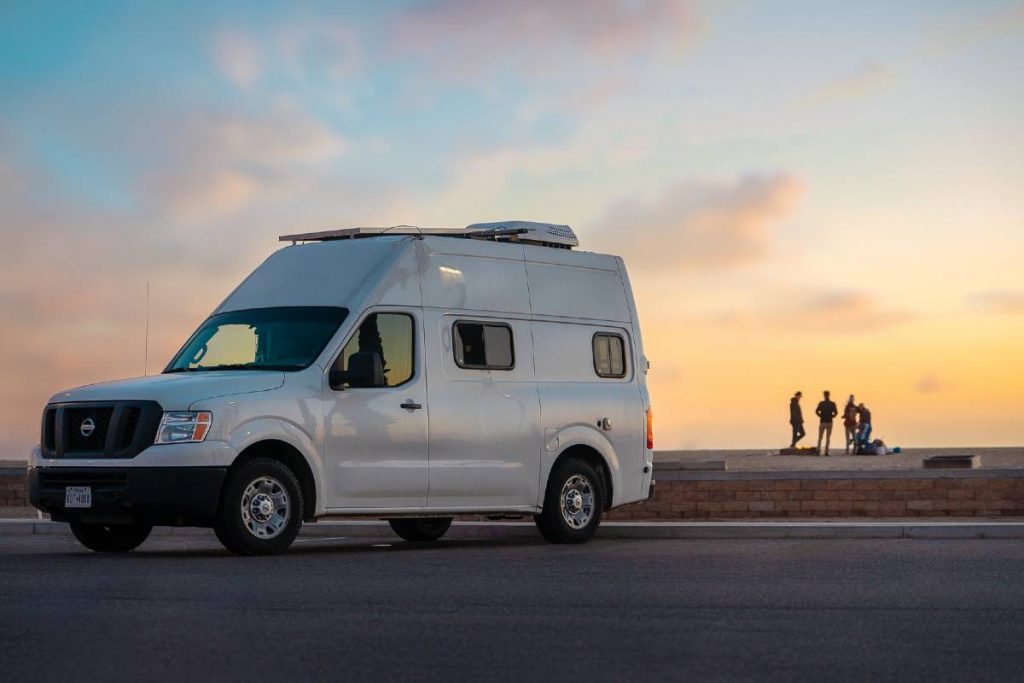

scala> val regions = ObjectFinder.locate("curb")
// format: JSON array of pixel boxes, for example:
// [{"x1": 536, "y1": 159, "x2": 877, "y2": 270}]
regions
[{"x1": 4, "y1": 519, "x2": 1024, "y2": 540}]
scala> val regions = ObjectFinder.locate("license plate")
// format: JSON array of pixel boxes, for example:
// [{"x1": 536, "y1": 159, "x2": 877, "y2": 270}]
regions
[{"x1": 65, "y1": 486, "x2": 92, "y2": 508}]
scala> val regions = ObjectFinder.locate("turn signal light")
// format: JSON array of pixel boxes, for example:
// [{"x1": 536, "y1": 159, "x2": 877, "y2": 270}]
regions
[{"x1": 646, "y1": 407, "x2": 654, "y2": 450}]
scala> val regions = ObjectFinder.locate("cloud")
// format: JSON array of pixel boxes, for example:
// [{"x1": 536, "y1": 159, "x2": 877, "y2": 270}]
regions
[
  {"x1": 214, "y1": 22, "x2": 361, "y2": 91},
  {"x1": 968, "y1": 290, "x2": 1024, "y2": 315},
  {"x1": 392, "y1": 0, "x2": 700, "y2": 78},
  {"x1": 214, "y1": 29, "x2": 263, "y2": 88},
  {"x1": 915, "y1": 376, "x2": 948, "y2": 394},
  {"x1": 591, "y1": 173, "x2": 805, "y2": 270},
  {"x1": 707, "y1": 291, "x2": 913, "y2": 335},
  {"x1": 921, "y1": 3, "x2": 1024, "y2": 60},
  {"x1": 144, "y1": 105, "x2": 348, "y2": 222},
  {"x1": 790, "y1": 62, "x2": 897, "y2": 110},
  {"x1": 790, "y1": 4, "x2": 1024, "y2": 112}
]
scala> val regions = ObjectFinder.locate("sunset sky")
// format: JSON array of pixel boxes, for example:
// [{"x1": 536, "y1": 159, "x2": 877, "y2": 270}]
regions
[{"x1": 1, "y1": 1, "x2": 1022, "y2": 455}]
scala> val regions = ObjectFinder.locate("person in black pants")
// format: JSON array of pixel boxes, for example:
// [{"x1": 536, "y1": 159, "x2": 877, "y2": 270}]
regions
[
  {"x1": 815, "y1": 390, "x2": 839, "y2": 456},
  {"x1": 789, "y1": 391, "x2": 805, "y2": 447}
]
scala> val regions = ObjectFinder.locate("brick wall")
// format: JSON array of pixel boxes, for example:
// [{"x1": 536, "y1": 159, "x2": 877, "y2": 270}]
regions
[
  {"x1": 607, "y1": 475, "x2": 1024, "y2": 520},
  {"x1": 4, "y1": 468, "x2": 1024, "y2": 520},
  {"x1": 0, "y1": 469, "x2": 28, "y2": 508}
]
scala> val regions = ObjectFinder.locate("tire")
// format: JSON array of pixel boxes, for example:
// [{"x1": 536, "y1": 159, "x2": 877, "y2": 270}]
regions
[
  {"x1": 535, "y1": 457, "x2": 604, "y2": 544},
  {"x1": 388, "y1": 517, "x2": 453, "y2": 542},
  {"x1": 70, "y1": 520, "x2": 152, "y2": 552},
  {"x1": 214, "y1": 458, "x2": 303, "y2": 556}
]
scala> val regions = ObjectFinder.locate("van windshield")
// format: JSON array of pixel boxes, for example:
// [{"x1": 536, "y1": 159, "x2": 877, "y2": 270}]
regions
[{"x1": 165, "y1": 307, "x2": 348, "y2": 373}]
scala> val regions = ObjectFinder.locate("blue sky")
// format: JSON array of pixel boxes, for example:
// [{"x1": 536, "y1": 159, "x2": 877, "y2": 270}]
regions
[{"x1": 1, "y1": 0, "x2": 1023, "y2": 453}]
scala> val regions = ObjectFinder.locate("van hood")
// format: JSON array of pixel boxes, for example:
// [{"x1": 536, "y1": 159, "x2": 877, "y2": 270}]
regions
[{"x1": 48, "y1": 371, "x2": 285, "y2": 408}]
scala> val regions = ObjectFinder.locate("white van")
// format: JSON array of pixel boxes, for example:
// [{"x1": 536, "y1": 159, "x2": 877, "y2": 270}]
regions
[{"x1": 29, "y1": 222, "x2": 654, "y2": 555}]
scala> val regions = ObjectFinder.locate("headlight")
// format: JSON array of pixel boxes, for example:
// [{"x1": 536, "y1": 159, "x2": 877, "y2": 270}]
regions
[{"x1": 155, "y1": 411, "x2": 212, "y2": 444}]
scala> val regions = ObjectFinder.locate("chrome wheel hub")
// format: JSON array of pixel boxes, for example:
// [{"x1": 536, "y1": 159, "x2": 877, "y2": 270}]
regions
[
  {"x1": 559, "y1": 474, "x2": 594, "y2": 530},
  {"x1": 240, "y1": 476, "x2": 290, "y2": 539}
]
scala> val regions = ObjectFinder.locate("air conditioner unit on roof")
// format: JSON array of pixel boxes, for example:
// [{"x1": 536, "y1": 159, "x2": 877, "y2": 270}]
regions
[{"x1": 464, "y1": 221, "x2": 578, "y2": 248}]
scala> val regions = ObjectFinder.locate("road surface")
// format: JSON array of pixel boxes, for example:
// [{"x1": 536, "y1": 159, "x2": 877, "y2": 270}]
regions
[{"x1": 2, "y1": 531, "x2": 1022, "y2": 681}]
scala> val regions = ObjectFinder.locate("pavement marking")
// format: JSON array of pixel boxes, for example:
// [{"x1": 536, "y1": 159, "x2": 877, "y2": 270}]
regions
[{"x1": 293, "y1": 536, "x2": 355, "y2": 543}]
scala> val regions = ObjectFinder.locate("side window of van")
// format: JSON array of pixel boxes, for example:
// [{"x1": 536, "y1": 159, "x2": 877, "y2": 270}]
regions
[
  {"x1": 593, "y1": 333, "x2": 626, "y2": 378},
  {"x1": 335, "y1": 313, "x2": 414, "y2": 387},
  {"x1": 453, "y1": 321, "x2": 514, "y2": 370}
]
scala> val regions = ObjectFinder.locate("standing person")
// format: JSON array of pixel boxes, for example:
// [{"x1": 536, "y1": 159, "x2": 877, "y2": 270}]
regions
[
  {"x1": 843, "y1": 395, "x2": 858, "y2": 454},
  {"x1": 815, "y1": 390, "x2": 839, "y2": 456},
  {"x1": 856, "y1": 403, "x2": 873, "y2": 451},
  {"x1": 789, "y1": 391, "x2": 805, "y2": 447}
]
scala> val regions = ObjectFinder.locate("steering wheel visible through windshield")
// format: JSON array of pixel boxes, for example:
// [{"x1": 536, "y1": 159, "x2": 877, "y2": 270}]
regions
[{"x1": 165, "y1": 307, "x2": 349, "y2": 373}]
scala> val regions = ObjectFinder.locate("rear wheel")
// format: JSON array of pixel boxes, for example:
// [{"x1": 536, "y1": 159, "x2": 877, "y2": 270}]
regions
[
  {"x1": 388, "y1": 517, "x2": 453, "y2": 542},
  {"x1": 214, "y1": 458, "x2": 303, "y2": 555},
  {"x1": 70, "y1": 520, "x2": 152, "y2": 552},
  {"x1": 535, "y1": 458, "x2": 604, "y2": 544}
]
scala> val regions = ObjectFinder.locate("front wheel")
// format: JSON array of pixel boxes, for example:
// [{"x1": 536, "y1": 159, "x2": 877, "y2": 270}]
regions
[
  {"x1": 535, "y1": 458, "x2": 604, "y2": 544},
  {"x1": 388, "y1": 517, "x2": 453, "y2": 542},
  {"x1": 70, "y1": 520, "x2": 152, "y2": 552},
  {"x1": 214, "y1": 458, "x2": 303, "y2": 556}
]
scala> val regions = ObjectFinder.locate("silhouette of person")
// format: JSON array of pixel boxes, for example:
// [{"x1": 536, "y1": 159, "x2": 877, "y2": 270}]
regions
[
  {"x1": 856, "y1": 403, "x2": 872, "y2": 450},
  {"x1": 815, "y1": 390, "x2": 839, "y2": 456},
  {"x1": 843, "y1": 395, "x2": 858, "y2": 454},
  {"x1": 789, "y1": 391, "x2": 805, "y2": 447}
]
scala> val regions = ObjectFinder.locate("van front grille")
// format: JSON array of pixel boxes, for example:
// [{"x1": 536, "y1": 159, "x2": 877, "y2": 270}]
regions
[
  {"x1": 116, "y1": 407, "x2": 141, "y2": 451},
  {"x1": 43, "y1": 408, "x2": 56, "y2": 452},
  {"x1": 40, "y1": 401, "x2": 162, "y2": 459},
  {"x1": 65, "y1": 407, "x2": 113, "y2": 452}
]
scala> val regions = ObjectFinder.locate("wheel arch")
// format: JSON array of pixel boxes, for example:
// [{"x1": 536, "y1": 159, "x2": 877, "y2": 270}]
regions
[
  {"x1": 549, "y1": 444, "x2": 615, "y2": 511},
  {"x1": 230, "y1": 440, "x2": 318, "y2": 522}
]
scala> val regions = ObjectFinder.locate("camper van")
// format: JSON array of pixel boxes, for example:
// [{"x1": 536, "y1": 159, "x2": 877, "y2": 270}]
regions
[{"x1": 29, "y1": 222, "x2": 654, "y2": 555}]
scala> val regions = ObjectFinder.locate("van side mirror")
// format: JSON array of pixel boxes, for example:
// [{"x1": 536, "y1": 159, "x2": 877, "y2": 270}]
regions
[{"x1": 330, "y1": 351, "x2": 386, "y2": 389}]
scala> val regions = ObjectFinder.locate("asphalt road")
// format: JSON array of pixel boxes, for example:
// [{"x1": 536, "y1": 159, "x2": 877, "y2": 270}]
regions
[{"x1": 2, "y1": 531, "x2": 1023, "y2": 682}]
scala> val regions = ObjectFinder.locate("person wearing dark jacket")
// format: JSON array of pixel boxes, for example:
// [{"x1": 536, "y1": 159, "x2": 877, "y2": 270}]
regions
[
  {"x1": 843, "y1": 395, "x2": 858, "y2": 454},
  {"x1": 815, "y1": 390, "x2": 839, "y2": 456},
  {"x1": 789, "y1": 391, "x2": 805, "y2": 447},
  {"x1": 856, "y1": 403, "x2": 873, "y2": 450}
]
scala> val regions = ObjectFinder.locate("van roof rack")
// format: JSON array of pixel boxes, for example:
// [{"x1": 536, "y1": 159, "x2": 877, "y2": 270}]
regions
[{"x1": 279, "y1": 220, "x2": 578, "y2": 249}]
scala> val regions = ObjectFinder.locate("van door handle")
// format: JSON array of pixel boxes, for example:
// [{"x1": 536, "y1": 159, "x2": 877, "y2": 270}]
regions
[{"x1": 400, "y1": 400, "x2": 423, "y2": 410}]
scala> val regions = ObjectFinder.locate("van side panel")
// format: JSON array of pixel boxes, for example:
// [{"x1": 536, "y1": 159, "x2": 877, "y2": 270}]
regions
[
  {"x1": 532, "y1": 320, "x2": 644, "y2": 508},
  {"x1": 216, "y1": 237, "x2": 414, "y2": 313},
  {"x1": 421, "y1": 310, "x2": 542, "y2": 509},
  {"x1": 614, "y1": 257, "x2": 653, "y2": 500},
  {"x1": 419, "y1": 253, "x2": 532, "y2": 314},
  {"x1": 525, "y1": 261, "x2": 631, "y2": 322}
]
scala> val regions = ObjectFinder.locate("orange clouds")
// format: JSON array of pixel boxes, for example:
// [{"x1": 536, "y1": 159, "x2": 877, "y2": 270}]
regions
[
  {"x1": 683, "y1": 291, "x2": 912, "y2": 336},
  {"x1": 146, "y1": 106, "x2": 348, "y2": 222},
  {"x1": 969, "y1": 290, "x2": 1024, "y2": 315},
  {"x1": 593, "y1": 173, "x2": 805, "y2": 270}
]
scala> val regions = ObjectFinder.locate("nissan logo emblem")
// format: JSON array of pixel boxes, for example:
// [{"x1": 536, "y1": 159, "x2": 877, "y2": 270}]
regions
[{"x1": 80, "y1": 418, "x2": 96, "y2": 438}]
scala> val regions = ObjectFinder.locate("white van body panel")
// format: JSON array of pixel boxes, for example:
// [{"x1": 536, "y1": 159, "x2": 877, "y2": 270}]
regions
[
  {"x1": 45, "y1": 372, "x2": 285, "y2": 408},
  {"x1": 421, "y1": 310, "x2": 542, "y2": 509},
  {"x1": 32, "y1": 232, "x2": 653, "y2": 522},
  {"x1": 321, "y1": 306, "x2": 429, "y2": 510}
]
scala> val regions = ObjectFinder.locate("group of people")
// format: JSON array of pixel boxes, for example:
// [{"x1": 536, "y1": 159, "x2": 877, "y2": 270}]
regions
[{"x1": 789, "y1": 390, "x2": 873, "y2": 456}]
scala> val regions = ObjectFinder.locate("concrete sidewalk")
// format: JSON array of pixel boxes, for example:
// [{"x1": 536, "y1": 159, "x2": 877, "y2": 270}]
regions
[{"x1": 4, "y1": 518, "x2": 1024, "y2": 540}]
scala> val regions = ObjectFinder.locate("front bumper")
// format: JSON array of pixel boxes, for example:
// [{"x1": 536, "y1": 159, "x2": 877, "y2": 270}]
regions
[{"x1": 29, "y1": 466, "x2": 227, "y2": 526}]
